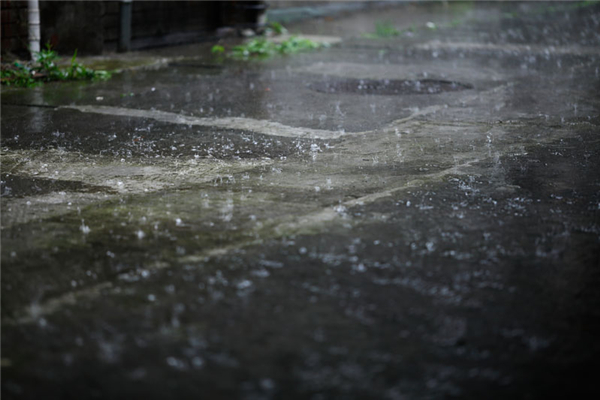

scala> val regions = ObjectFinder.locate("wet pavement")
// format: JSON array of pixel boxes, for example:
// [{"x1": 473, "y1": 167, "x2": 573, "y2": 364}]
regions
[{"x1": 2, "y1": 2, "x2": 600, "y2": 399}]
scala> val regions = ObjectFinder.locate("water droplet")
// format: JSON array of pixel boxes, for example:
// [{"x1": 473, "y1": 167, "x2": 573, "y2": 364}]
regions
[{"x1": 80, "y1": 220, "x2": 91, "y2": 234}]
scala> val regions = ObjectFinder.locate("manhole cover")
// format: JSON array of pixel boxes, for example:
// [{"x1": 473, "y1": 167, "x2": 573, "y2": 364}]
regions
[{"x1": 308, "y1": 78, "x2": 472, "y2": 95}]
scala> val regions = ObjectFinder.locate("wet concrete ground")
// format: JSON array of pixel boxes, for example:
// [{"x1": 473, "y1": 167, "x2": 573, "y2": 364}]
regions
[{"x1": 2, "y1": 2, "x2": 600, "y2": 399}]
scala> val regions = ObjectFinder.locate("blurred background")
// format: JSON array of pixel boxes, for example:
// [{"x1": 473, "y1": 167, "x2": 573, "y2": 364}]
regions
[{"x1": 1, "y1": 0, "x2": 391, "y2": 58}]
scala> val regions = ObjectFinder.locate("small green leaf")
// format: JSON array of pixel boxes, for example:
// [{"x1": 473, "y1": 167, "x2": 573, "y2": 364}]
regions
[{"x1": 211, "y1": 45, "x2": 225, "y2": 54}]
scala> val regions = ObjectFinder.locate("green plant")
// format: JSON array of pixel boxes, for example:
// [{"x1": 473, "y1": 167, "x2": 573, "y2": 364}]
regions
[
  {"x1": 268, "y1": 22, "x2": 288, "y2": 35},
  {"x1": 231, "y1": 38, "x2": 275, "y2": 59},
  {"x1": 376, "y1": 21, "x2": 401, "y2": 37},
  {"x1": 1, "y1": 63, "x2": 37, "y2": 87},
  {"x1": 228, "y1": 36, "x2": 327, "y2": 60},
  {"x1": 1, "y1": 44, "x2": 111, "y2": 88},
  {"x1": 211, "y1": 45, "x2": 225, "y2": 55},
  {"x1": 36, "y1": 43, "x2": 62, "y2": 77},
  {"x1": 277, "y1": 36, "x2": 322, "y2": 54},
  {"x1": 362, "y1": 21, "x2": 402, "y2": 39},
  {"x1": 65, "y1": 50, "x2": 110, "y2": 80}
]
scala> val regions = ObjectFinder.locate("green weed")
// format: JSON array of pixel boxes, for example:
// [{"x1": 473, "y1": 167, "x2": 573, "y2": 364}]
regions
[
  {"x1": 1, "y1": 44, "x2": 111, "y2": 88},
  {"x1": 212, "y1": 22, "x2": 325, "y2": 61},
  {"x1": 231, "y1": 38, "x2": 275, "y2": 59},
  {"x1": 0, "y1": 63, "x2": 37, "y2": 87},
  {"x1": 211, "y1": 45, "x2": 225, "y2": 55},
  {"x1": 267, "y1": 22, "x2": 288, "y2": 35},
  {"x1": 375, "y1": 21, "x2": 401, "y2": 37},
  {"x1": 362, "y1": 21, "x2": 401, "y2": 39},
  {"x1": 226, "y1": 36, "x2": 327, "y2": 60},
  {"x1": 276, "y1": 36, "x2": 323, "y2": 54}
]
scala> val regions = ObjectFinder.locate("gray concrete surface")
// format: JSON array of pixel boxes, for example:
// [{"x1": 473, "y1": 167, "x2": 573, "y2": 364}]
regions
[{"x1": 2, "y1": 2, "x2": 600, "y2": 399}]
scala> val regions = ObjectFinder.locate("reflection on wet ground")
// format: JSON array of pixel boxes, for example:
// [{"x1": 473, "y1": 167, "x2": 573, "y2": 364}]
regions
[
  {"x1": 307, "y1": 78, "x2": 473, "y2": 95},
  {"x1": 2, "y1": 2, "x2": 600, "y2": 399}
]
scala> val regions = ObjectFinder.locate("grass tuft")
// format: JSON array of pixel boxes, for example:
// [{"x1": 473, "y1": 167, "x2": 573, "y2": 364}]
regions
[{"x1": 1, "y1": 44, "x2": 111, "y2": 88}]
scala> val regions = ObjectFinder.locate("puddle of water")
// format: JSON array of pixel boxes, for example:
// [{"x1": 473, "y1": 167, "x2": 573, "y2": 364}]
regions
[
  {"x1": 1, "y1": 174, "x2": 116, "y2": 198},
  {"x1": 308, "y1": 78, "x2": 472, "y2": 96},
  {"x1": 167, "y1": 63, "x2": 225, "y2": 74}
]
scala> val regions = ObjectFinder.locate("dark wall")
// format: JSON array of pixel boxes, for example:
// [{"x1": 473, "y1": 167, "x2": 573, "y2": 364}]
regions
[
  {"x1": 128, "y1": 1, "x2": 221, "y2": 51},
  {"x1": 2, "y1": 1, "x2": 231, "y2": 57},
  {"x1": 1, "y1": 0, "x2": 30, "y2": 59},
  {"x1": 41, "y1": 1, "x2": 222, "y2": 55},
  {"x1": 220, "y1": 1, "x2": 267, "y2": 30},
  {"x1": 40, "y1": 1, "x2": 105, "y2": 55}
]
